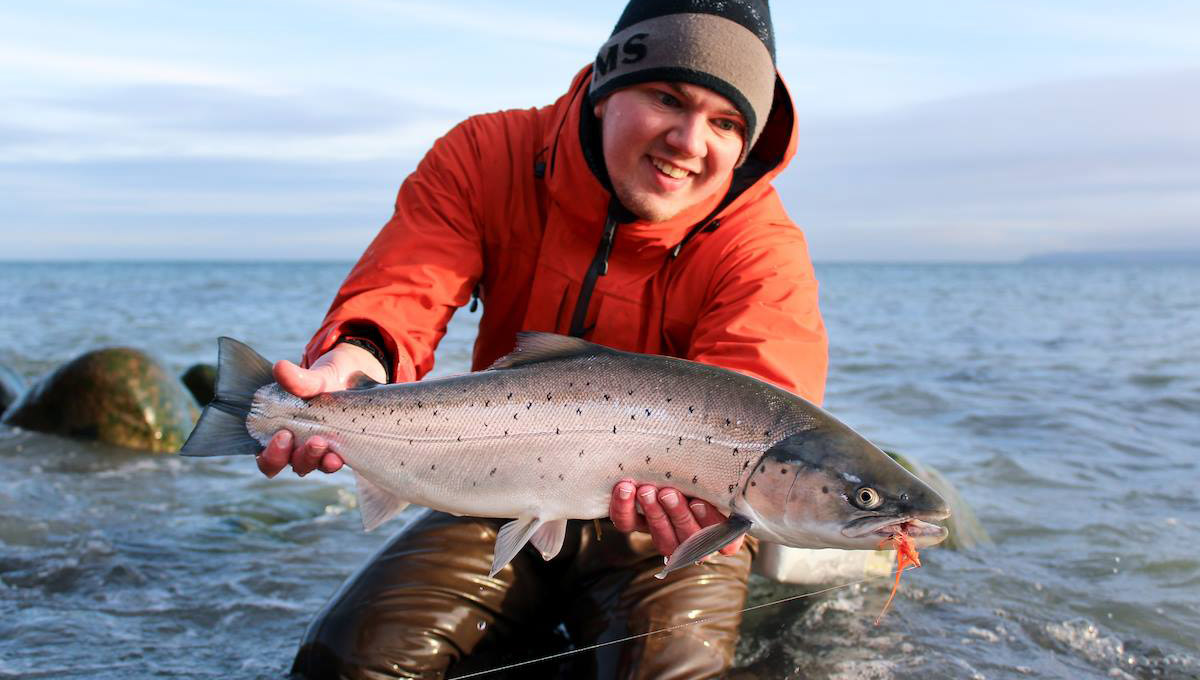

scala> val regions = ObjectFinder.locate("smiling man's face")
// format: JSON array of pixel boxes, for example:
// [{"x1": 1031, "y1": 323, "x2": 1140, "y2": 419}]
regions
[{"x1": 594, "y1": 82, "x2": 745, "y2": 223}]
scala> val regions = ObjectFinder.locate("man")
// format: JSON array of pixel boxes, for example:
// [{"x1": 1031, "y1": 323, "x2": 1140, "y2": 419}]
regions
[{"x1": 260, "y1": 1, "x2": 827, "y2": 677}]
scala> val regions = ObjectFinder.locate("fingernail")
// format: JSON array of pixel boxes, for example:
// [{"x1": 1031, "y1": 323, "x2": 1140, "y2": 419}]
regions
[
  {"x1": 639, "y1": 489, "x2": 656, "y2": 503},
  {"x1": 660, "y1": 491, "x2": 679, "y2": 508},
  {"x1": 277, "y1": 431, "x2": 292, "y2": 447},
  {"x1": 617, "y1": 484, "x2": 633, "y2": 500},
  {"x1": 689, "y1": 503, "x2": 708, "y2": 520}
]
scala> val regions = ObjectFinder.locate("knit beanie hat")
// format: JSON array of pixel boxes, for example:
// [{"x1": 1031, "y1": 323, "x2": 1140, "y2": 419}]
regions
[{"x1": 589, "y1": 0, "x2": 777, "y2": 164}]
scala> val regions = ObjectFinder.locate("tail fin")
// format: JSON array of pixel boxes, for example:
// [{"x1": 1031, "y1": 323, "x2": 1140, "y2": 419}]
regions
[{"x1": 179, "y1": 337, "x2": 274, "y2": 457}]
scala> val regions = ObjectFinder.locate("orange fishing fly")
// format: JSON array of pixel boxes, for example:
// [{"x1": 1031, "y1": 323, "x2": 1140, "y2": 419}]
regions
[{"x1": 875, "y1": 528, "x2": 921, "y2": 624}]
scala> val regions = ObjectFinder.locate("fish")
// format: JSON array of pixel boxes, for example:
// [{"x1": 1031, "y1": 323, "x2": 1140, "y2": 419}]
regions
[{"x1": 181, "y1": 332, "x2": 950, "y2": 578}]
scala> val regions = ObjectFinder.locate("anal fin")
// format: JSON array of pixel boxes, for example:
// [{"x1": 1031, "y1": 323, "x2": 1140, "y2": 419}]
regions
[
  {"x1": 354, "y1": 471, "x2": 410, "y2": 532},
  {"x1": 656, "y1": 514, "x2": 753, "y2": 579},
  {"x1": 530, "y1": 518, "x2": 568, "y2": 561}
]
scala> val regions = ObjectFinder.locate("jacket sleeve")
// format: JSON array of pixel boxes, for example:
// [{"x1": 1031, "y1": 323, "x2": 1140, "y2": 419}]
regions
[
  {"x1": 303, "y1": 118, "x2": 489, "y2": 382},
  {"x1": 686, "y1": 226, "x2": 828, "y2": 405}
]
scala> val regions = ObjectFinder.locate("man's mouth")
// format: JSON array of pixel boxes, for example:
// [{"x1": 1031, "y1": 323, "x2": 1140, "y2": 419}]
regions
[{"x1": 651, "y1": 157, "x2": 692, "y2": 180}]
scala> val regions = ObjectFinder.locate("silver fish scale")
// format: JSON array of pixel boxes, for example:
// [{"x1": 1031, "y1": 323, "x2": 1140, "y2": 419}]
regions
[{"x1": 245, "y1": 352, "x2": 817, "y2": 522}]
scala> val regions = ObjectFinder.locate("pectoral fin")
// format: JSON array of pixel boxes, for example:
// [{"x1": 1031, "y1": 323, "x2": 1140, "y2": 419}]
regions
[
  {"x1": 354, "y1": 471, "x2": 409, "y2": 532},
  {"x1": 491, "y1": 517, "x2": 543, "y2": 577},
  {"x1": 656, "y1": 514, "x2": 753, "y2": 579},
  {"x1": 530, "y1": 518, "x2": 568, "y2": 561}
]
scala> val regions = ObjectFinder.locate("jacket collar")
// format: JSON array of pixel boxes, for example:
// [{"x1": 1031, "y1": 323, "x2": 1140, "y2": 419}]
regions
[{"x1": 542, "y1": 65, "x2": 798, "y2": 259}]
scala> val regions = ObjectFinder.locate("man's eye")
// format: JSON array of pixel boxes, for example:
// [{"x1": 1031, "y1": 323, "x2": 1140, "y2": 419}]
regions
[
  {"x1": 658, "y1": 92, "x2": 681, "y2": 107},
  {"x1": 715, "y1": 119, "x2": 741, "y2": 132}
]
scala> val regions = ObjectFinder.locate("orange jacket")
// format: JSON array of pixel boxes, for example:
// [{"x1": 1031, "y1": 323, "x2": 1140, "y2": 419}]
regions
[{"x1": 305, "y1": 66, "x2": 827, "y2": 404}]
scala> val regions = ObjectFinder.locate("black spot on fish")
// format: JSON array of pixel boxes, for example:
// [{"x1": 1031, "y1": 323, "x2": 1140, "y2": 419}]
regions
[
  {"x1": 483, "y1": 423, "x2": 488, "y2": 428},
  {"x1": 504, "y1": 430, "x2": 509, "y2": 436},
  {"x1": 576, "y1": 408, "x2": 582, "y2": 415},
  {"x1": 568, "y1": 382, "x2": 573, "y2": 387},
  {"x1": 579, "y1": 450, "x2": 584, "y2": 457},
  {"x1": 342, "y1": 407, "x2": 347, "y2": 412},
  {"x1": 507, "y1": 393, "x2": 512, "y2": 400},
  {"x1": 688, "y1": 406, "x2": 695, "y2": 413},
  {"x1": 490, "y1": 468, "x2": 497, "y2": 476},
  {"x1": 760, "y1": 464, "x2": 766, "y2": 473},
  {"x1": 558, "y1": 474, "x2": 564, "y2": 481},
  {"x1": 612, "y1": 426, "x2": 617, "y2": 434},
  {"x1": 433, "y1": 410, "x2": 438, "y2": 416},
  {"x1": 764, "y1": 430, "x2": 771, "y2": 436},
  {"x1": 645, "y1": 456, "x2": 651, "y2": 463},
  {"x1": 780, "y1": 467, "x2": 788, "y2": 474},
  {"x1": 627, "y1": 389, "x2": 633, "y2": 395},
  {"x1": 821, "y1": 486, "x2": 828, "y2": 494},
  {"x1": 630, "y1": 415, "x2": 635, "y2": 420},
  {"x1": 556, "y1": 428, "x2": 560, "y2": 434},
  {"x1": 705, "y1": 435, "x2": 712, "y2": 443},
  {"x1": 539, "y1": 474, "x2": 545, "y2": 480},
  {"x1": 665, "y1": 472, "x2": 671, "y2": 479},
  {"x1": 585, "y1": 381, "x2": 591, "y2": 386},
  {"x1": 546, "y1": 393, "x2": 552, "y2": 401},
  {"x1": 431, "y1": 464, "x2": 436, "y2": 470},
  {"x1": 691, "y1": 475, "x2": 698, "y2": 484},
  {"x1": 513, "y1": 413, "x2": 518, "y2": 420},
  {"x1": 678, "y1": 436, "x2": 683, "y2": 445},
  {"x1": 666, "y1": 397, "x2": 672, "y2": 402},
  {"x1": 526, "y1": 402, "x2": 532, "y2": 409},
  {"x1": 751, "y1": 481, "x2": 757, "y2": 487},
  {"x1": 725, "y1": 418, "x2": 731, "y2": 426},
  {"x1": 400, "y1": 461, "x2": 405, "y2": 466},
  {"x1": 472, "y1": 481, "x2": 477, "y2": 487},
  {"x1": 734, "y1": 447, "x2": 740, "y2": 454},
  {"x1": 456, "y1": 436, "x2": 462, "y2": 442},
  {"x1": 618, "y1": 463, "x2": 624, "y2": 471},
  {"x1": 743, "y1": 460, "x2": 750, "y2": 470},
  {"x1": 604, "y1": 394, "x2": 610, "y2": 401},
  {"x1": 485, "y1": 400, "x2": 490, "y2": 407},
  {"x1": 537, "y1": 456, "x2": 542, "y2": 463},
  {"x1": 645, "y1": 408, "x2": 651, "y2": 416},
  {"x1": 728, "y1": 484, "x2": 735, "y2": 493},
  {"x1": 417, "y1": 401, "x2": 422, "y2": 408},
  {"x1": 361, "y1": 427, "x2": 366, "y2": 433},
  {"x1": 408, "y1": 439, "x2": 413, "y2": 445}
]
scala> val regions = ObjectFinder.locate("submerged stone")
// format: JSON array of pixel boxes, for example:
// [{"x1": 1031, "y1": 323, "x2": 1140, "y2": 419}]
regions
[
  {"x1": 0, "y1": 364, "x2": 25, "y2": 418},
  {"x1": 1, "y1": 348, "x2": 199, "y2": 453},
  {"x1": 182, "y1": 363, "x2": 217, "y2": 406}
]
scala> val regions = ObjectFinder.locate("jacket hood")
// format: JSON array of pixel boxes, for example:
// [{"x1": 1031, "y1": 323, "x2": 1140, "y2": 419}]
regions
[{"x1": 541, "y1": 65, "x2": 799, "y2": 260}]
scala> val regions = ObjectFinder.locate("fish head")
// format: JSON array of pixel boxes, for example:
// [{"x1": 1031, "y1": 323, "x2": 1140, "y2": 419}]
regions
[{"x1": 737, "y1": 416, "x2": 951, "y2": 551}]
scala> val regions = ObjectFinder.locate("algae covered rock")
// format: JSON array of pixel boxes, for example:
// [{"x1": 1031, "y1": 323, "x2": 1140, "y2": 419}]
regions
[
  {"x1": 1, "y1": 348, "x2": 199, "y2": 452},
  {"x1": 0, "y1": 364, "x2": 25, "y2": 418},
  {"x1": 181, "y1": 363, "x2": 217, "y2": 406}
]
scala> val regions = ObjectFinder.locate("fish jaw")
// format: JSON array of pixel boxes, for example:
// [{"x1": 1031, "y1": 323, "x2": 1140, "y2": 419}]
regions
[{"x1": 841, "y1": 514, "x2": 949, "y2": 549}]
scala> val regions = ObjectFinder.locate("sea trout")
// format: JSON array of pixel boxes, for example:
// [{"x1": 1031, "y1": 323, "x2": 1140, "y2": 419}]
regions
[{"x1": 181, "y1": 333, "x2": 950, "y2": 577}]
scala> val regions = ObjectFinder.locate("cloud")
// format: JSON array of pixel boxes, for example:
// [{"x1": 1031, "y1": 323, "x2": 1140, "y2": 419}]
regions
[
  {"x1": 779, "y1": 69, "x2": 1200, "y2": 261},
  {"x1": 0, "y1": 83, "x2": 459, "y2": 163}
]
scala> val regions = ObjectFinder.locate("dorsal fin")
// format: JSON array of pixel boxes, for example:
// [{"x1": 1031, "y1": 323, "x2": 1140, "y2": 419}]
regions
[{"x1": 487, "y1": 332, "x2": 600, "y2": 370}]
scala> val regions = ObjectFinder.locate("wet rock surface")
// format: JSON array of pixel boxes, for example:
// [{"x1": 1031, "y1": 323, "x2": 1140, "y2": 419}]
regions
[
  {"x1": 2, "y1": 348, "x2": 198, "y2": 452},
  {"x1": 0, "y1": 364, "x2": 25, "y2": 418}
]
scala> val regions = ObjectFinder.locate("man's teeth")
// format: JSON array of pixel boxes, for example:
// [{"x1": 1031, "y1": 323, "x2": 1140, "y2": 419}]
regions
[{"x1": 652, "y1": 158, "x2": 690, "y2": 179}]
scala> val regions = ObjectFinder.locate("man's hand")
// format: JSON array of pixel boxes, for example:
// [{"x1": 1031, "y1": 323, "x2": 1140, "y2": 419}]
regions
[
  {"x1": 255, "y1": 342, "x2": 388, "y2": 478},
  {"x1": 609, "y1": 480, "x2": 745, "y2": 558}
]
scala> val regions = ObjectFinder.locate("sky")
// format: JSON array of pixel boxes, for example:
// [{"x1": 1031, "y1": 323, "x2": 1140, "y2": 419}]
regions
[{"x1": 1, "y1": 0, "x2": 1197, "y2": 261}]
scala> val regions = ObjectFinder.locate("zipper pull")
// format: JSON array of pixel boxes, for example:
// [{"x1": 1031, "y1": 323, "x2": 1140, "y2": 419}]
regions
[{"x1": 599, "y1": 216, "x2": 617, "y2": 276}]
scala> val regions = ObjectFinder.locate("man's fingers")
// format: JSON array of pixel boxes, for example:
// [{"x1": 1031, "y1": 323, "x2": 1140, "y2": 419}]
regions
[
  {"x1": 689, "y1": 499, "x2": 744, "y2": 557},
  {"x1": 636, "y1": 484, "x2": 678, "y2": 556},
  {"x1": 256, "y1": 430, "x2": 292, "y2": 478},
  {"x1": 319, "y1": 452, "x2": 344, "y2": 474},
  {"x1": 658, "y1": 487, "x2": 701, "y2": 543},
  {"x1": 290, "y1": 436, "x2": 328, "y2": 477},
  {"x1": 274, "y1": 360, "x2": 329, "y2": 398},
  {"x1": 609, "y1": 480, "x2": 647, "y2": 532}
]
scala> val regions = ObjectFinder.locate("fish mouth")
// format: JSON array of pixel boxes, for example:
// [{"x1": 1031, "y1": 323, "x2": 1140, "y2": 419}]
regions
[{"x1": 842, "y1": 515, "x2": 949, "y2": 547}]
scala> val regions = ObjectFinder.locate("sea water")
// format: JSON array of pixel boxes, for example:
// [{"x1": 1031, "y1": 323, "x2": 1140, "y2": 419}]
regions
[{"x1": 1, "y1": 261, "x2": 1197, "y2": 679}]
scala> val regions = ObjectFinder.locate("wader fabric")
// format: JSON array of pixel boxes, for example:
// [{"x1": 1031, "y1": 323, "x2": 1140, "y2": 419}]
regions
[{"x1": 292, "y1": 510, "x2": 756, "y2": 679}]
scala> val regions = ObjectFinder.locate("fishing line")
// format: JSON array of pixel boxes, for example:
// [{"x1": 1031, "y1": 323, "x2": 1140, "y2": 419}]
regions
[{"x1": 448, "y1": 571, "x2": 896, "y2": 679}]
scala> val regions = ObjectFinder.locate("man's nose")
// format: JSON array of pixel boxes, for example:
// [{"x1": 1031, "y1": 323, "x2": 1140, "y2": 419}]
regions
[{"x1": 665, "y1": 113, "x2": 707, "y2": 158}]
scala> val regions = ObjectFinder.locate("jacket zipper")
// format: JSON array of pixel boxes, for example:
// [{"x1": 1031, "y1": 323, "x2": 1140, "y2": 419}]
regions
[{"x1": 568, "y1": 214, "x2": 618, "y2": 338}]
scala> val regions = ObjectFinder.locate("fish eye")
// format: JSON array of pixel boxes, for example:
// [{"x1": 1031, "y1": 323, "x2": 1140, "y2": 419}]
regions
[{"x1": 853, "y1": 486, "x2": 883, "y2": 510}]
